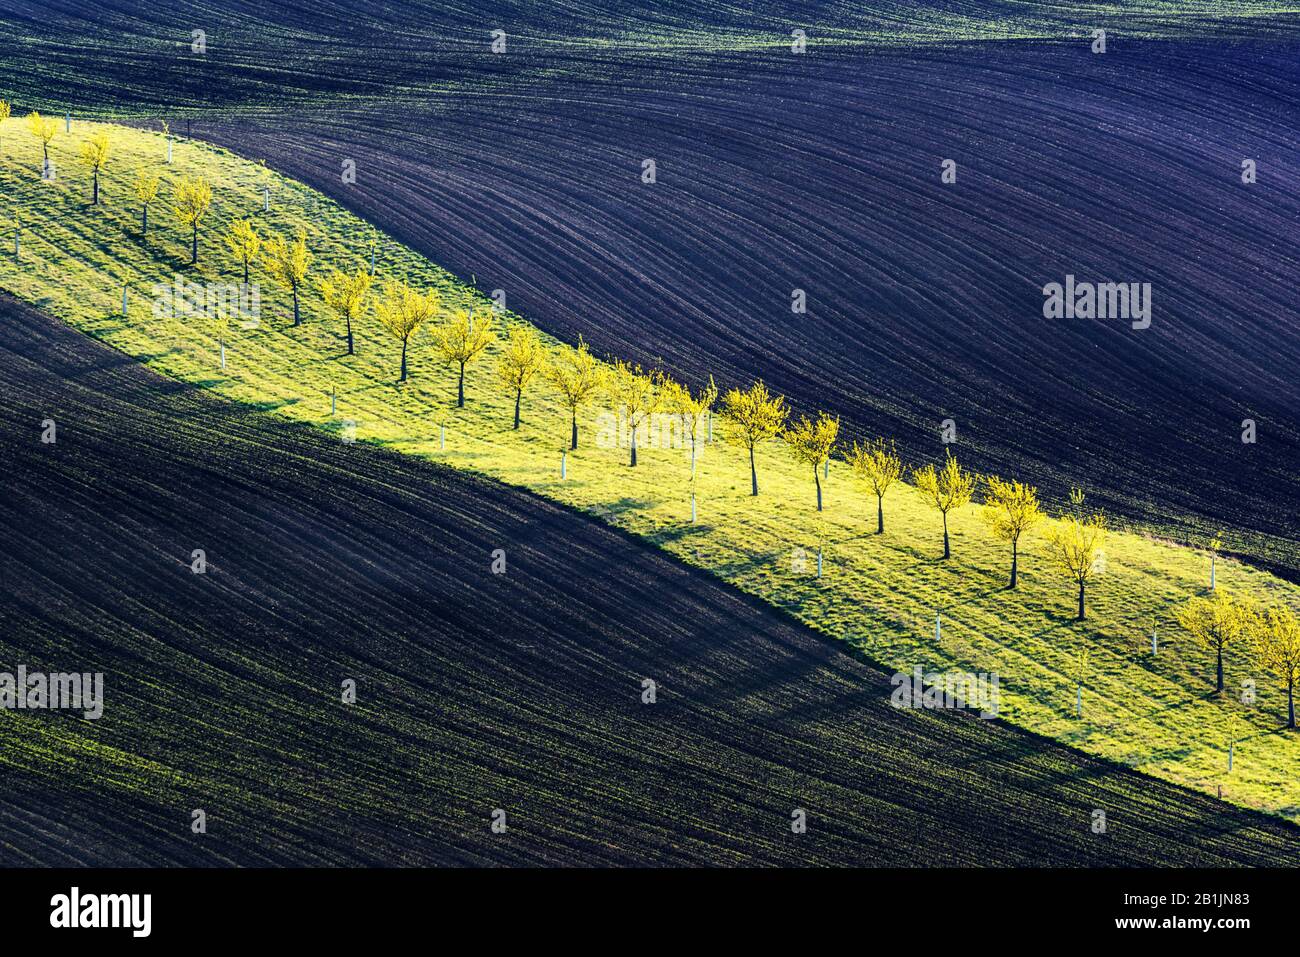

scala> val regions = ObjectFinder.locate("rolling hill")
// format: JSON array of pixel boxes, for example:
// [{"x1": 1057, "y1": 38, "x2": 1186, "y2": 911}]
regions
[
  {"x1": 2, "y1": 290, "x2": 1298, "y2": 865},
  {"x1": 192, "y1": 39, "x2": 1300, "y2": 576},
  {"x1": 0, "y1": 1, "x2": 1296, "y2": 866},
  {"x1": 0, "y1": 121, "x2": 1297, "y2": 823}
]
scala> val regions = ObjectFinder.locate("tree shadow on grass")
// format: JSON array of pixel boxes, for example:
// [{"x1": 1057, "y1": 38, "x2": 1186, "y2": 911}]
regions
[
  {"x1": 241, "y1": 396, "x2": 301, "y2": 413},
  {"x1": 1044, "y1": 684, "x2": 1234, "y2": 756},
  {"x1": 1026, "y1": 613, "x2": 1080, "y2": 637},
  {"x1": 158, "y1": 249, "x2": 196, "y2": 273},
  {"x1": 1253, "y1": 723, "x2": 1300, "y2": 742},
  {"x1": 651, "y1": 522, "x2": 714, "y2": 545},
  {"x1": 65, "y1": 348, "x2": 182, "y2": 378},
  {"x1": 679, "y1": 640, "x2": 1297, "y2": 859},
  {"x1": 707, "y1": 548, "x2": 787, "y2": 579},
  {"x1": 891, "y1": 545, "x2": 951, "y2": 572},
  {"x1": 931, "y1": 587, "x2": 1009, "y2": 614},
  {"x1": 586, "y1": 497, "x2": 654, "y2": 519},
  {"x1": 134, "y1": 348, "x2": 187, "y2": 363}
]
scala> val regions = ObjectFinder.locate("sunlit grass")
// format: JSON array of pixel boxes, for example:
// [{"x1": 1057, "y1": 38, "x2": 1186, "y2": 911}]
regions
[{"x1": 1, "y1": 118, "x2": 1297, "y2": 820}]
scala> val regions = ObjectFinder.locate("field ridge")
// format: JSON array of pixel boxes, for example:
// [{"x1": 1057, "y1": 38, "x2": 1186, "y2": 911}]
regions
[{"x1": 1, "y1": 119, "x2": 1298, "y2": 823}]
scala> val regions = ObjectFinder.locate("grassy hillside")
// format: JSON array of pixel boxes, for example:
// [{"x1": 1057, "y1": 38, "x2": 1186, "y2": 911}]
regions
[
  {"x1": 1, "y1": 119, "x2": 1298, "y2": 823},
  {"x1": 193, "y1": 41, "x2": 1300, "y2": 580},
  {"x1": 7, "y1": 292, "x2": 1299, "y2": 866}
]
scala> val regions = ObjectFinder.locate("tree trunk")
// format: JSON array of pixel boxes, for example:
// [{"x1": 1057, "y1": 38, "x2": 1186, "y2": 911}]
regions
[
  {"x1": 1077, "y1": 580, "x2": 1086, "y2": 621},
  {"x1": 399, "y1": 338, "x2": 408, "y2": 382},
  {"x1": 942, "y1": 512, "x2": 950, "y2": 559},
  {"x1": 346, "y1": 316, "x2": 354, "y2": 355},
  {"x1": 243, "y1": 260, "x2": 250, "y2": 286},
  {"x1": 457, "y1": 363, "x2": 465, "y2": 407},
  {"x1": 1216, "y1": 644, "x2": 1224, "y2": 693},
  {"x1": 814, "y1": 467, "x2": 822, "y2": 511},
  {"x1": 191, "y1": 225, "x2": 198, "y2": 264},
  {"x1": 629, "y1": 425, "x2": 637, "y2": 467},
  {"x1": 570, "y1": 409, "x2": 578, "y2": 450},
  {"x1": 92, "y1": 171, "x2": 98, "y2": 205},
  {"x1": 1289, "y1": 679, "x2": 1295, "y2": 730},
  {"x1": 513, "y1": 389, "x2": 521, "y2": 429},
  {"x1": 142, "y1": 205, "x2": 148, "y2": 236},
  {"x1": 876, "y1": 495, "x2": 884, "y2": 534},
  {"x1": 1010, "y1": 537, "x2": 1019, "y2": 588},
  {"x1": 749, "y1": 445, "x2": 758, "y2": 496},
  {"x1": 292, "y1": 288, "x2": 300, "y2": 326}
]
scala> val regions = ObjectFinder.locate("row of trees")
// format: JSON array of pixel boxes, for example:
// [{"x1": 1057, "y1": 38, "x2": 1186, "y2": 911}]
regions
[
  {"x1": 5, "y1": 121, "x2": 516, "y2": 411},
  {"x1": 707, "y1": 381, "x2": 1106, "y2": 615},
  {"x1": 1177, "y1": 590, "x2": 1300, "y2": 728},
  {"x1": 20, "y1": 115, "x2": 1298, "y2": 728},
  {"x1": 20, "y1": 110, "x2": 109, "y2": 199},
  {"x1": 486, "y1": 354, "x2": 1300, "y2": 724},
  {"x1": 14, "y1": 119, "x2": 267, "y2": 285}
]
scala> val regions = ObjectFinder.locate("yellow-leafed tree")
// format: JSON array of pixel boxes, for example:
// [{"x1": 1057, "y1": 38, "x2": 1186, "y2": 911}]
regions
[
  {"x1": 547, "y1": 335, "x2": 604, "y2": 450},
  {"x1": 913, "y1": 450, "x2": 976, "y2": 559},
  {"x1": 668, "y1": 375, "x2": 717, "y2": 480},
  {"x1": 848, "y1": 437, "x2": 902, "y2": 534},
  {"x1": 1043, "y1": 498, "x2": 1107, "y2": 621},
  {"x1": 0, "y1": 100, "x2": 12, "y2": 157},
  {"x1": 173, "y1": 175, "x2": 213, "y2": 264},
  {"x1": 1177, "y1": 588, "x2": 1253, "y2": 694},
  {"x1": 132, "y1": 169, "x2": 161, "y2": 236},
  {"x1": 318, "y1": 267, "x2": 372, "y2": 356},
  {"x1": 78, "y1": 131, "x2": 111, "y2": 205},
  {"x1": 785, "y1": 412, "x2": 839, "y2": 511},
  {"x1": 981, "y1": 475, "x2": 1044, "y2": 588},
  {"x1": 224, "y1": 218, "x2": 261, "y2": 287},
  {"x1": 1253, "y1": 604, "x2": 1300, "y2": 729},
  {"x1": 431, "y1": 308, "x2": 494, "y2": 407},
  {"x1": 495, "y1": 325, "x2": 547, "y2": 429},
  {"x1": 604, "y1": 359, "x2": 665, "y2": 467},
  {"x1": 264, "y1": 229, "x2": 312, "y2": 326},
  {"x1": 719, "y1": 380, "x2": 788, "y2": 497},
  {"x1": 374, "y1": 281, "x2": 434, "y2": 382},
  {"x1": 26, "y1": 111, "x2": 57, "y2": 170}
]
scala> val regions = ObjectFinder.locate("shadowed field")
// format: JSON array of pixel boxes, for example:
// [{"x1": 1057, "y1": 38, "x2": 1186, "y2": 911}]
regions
[
  {"x1": 5, "y1": 0, "x2": 1298, "y2": 577},
  {"x1": 192, "y1": 41, "x2": 1300, "y2": 575},
  {"x1": 1, "y1": 1, "x2": 1297, "y2": 866},
  {"x1": 2, "y1": 292, "x2": 1297, "y2": 866},
  {"x1": 4, "y1": 119, "x2": 1298, "y2": 815},
  {"x1": 7, "y1": 0, "x2": 1297, "y2": 112}
]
